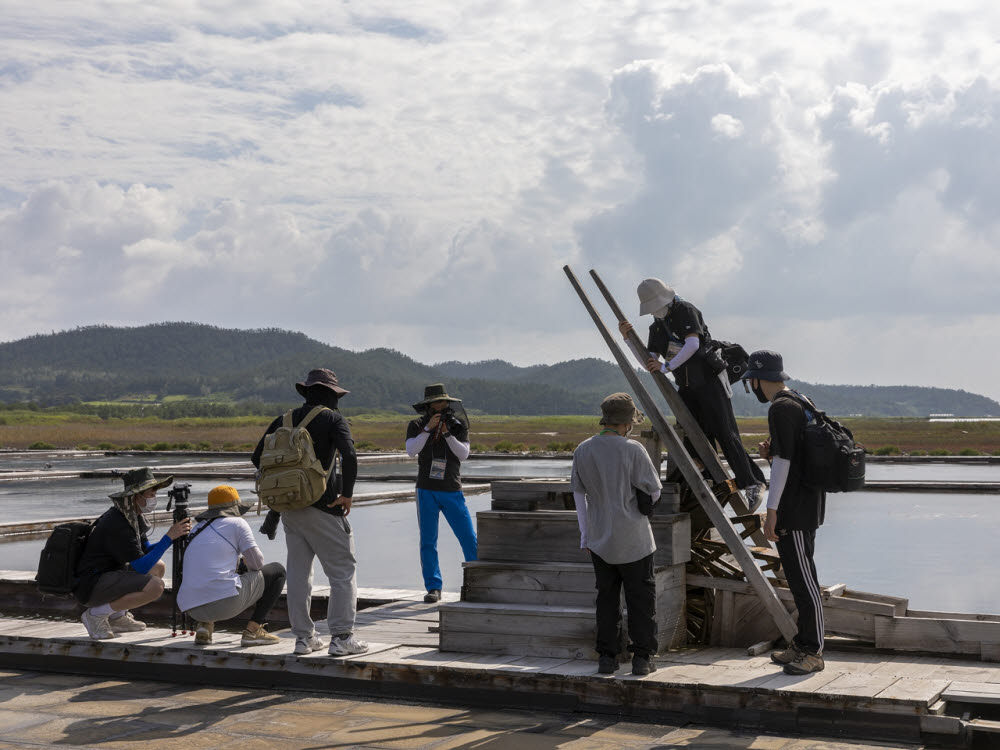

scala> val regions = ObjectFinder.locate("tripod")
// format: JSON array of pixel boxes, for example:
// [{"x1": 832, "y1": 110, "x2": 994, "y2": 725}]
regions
[{"x1": 165, "y1": 483, "x2": 191, "y2": 636}]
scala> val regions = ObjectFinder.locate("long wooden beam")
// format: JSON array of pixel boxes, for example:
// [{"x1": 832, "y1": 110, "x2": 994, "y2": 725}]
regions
[
  {"x1": 587, "y1": 269, "x2": 769, "y2": 547},
  {"x1": 563, "y1": 265, "x2": 797, "y2": 641}
]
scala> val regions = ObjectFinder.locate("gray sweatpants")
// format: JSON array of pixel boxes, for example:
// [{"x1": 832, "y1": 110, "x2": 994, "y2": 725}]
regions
[{"x1": 281, "y1": 506, "x2": 357, "y2": 640}]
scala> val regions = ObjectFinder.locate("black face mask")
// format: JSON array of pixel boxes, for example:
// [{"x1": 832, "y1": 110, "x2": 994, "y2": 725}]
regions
[{"x1": 751, "y1": 381, "x2": 769, "y2": 403}]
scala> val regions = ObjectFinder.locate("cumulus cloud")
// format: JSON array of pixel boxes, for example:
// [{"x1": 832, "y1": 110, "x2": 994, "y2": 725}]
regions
[{"x1": 1, "y1": 1, "x2": 1000, "y2": 401}]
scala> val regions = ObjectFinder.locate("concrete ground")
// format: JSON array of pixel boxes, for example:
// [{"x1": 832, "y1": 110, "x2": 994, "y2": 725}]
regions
[{"x1": 0, "y1": 669, "x2": 928, "y2": 750}]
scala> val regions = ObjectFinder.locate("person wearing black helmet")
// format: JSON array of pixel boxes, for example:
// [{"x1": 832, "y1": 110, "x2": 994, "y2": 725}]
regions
[
  {"x1": 742, "y1": 350, "x2": 826, "y2": 675},
  {"x1": 405, "y1": 383, "x2": 477, "y2": 604}
]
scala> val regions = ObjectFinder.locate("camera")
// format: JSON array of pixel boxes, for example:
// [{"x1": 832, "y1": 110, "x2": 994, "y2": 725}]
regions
[
  {"x1": 167, "y1": 482, "x2": 192, "y2": 522},
  {"x1": 440, "y1": 408, "x2": 463, "y2": 434}
]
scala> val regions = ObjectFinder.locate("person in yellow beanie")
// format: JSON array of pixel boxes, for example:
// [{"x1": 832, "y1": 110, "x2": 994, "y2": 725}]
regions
[{"x1": 176, "y1": 485, "x2": 286, "y2": 647}]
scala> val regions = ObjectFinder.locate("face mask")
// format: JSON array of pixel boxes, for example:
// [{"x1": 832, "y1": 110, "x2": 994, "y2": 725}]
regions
[
  {"x1": 625, "y1": 425, "x2": 634, "y2": 438},
  {"x1": 652, "y1": 304, "x2": 671, "y2": 319},
  {"x1": 751, "y1": 381, "x2": 769, "y2": 404},
  {"x1": 141, "y1": 496, "x2": 157, "y2": 513}
]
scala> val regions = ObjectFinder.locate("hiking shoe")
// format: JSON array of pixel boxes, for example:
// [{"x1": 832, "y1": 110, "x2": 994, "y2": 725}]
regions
[
  {"x1": 598, "y1": 655, "x2": 617, "y2": 674},
  {"x1": 770, "y1": 641, "x2": 803, "y2": 665},
  {"x1": 109, "y1": 611, "x2": 146, "y2": 633},
  {"x1": 632, "y1": 655, "x2": 656, "y2": 676},
  {"x1": 783, "y1": 651, "x2": 825, "y2": 675},
  {"x1": 328, "y1": 633, "x2": 369, "y2": 656},
  {"x1": 744, "y1": 483, "x2": 765, "y2": 514},
  {"x1": 293, "y1": 633, "x2": 325, "y2": 655},
  {"x1": 241, "y1": 624, "x2": 280, "y2": 647},
  {"x1": 81, "y1": 609, "x2": 116, "y2": 640},
  {"x1": 423, "y1": 589, "x2": 442, "y2": 603},
  {"x1": 194, "y1": 622, "x2": 214, "y2": 645}
]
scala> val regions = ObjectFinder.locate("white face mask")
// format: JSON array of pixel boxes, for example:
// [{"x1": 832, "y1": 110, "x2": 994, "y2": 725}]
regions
[
  {"x1": 141, "y1": 496, "x2": 157, "y2": 513},
  {"x1": 653, "y1": 304, "x2": 671, "y2": 319}
]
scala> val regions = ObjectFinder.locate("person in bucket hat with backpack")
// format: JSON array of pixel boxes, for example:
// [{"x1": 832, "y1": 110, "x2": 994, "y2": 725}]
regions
[
  {"x1": 619, "y1": 278, "x2": 766, "y2": 511},
  {"x1": 742, "y1": 350, "x2": 826, "y2": 675},
  {"x1": 405, "y1": 384, "x2": 477, "y2": 603},
  {"x1": 74, "y1": 468, "x2": 193, "y2": 639},
  {"x1": 251, "y1": 368, "x2": 367, "y2": 657},
  {"x1": 176, "y1": 486, "x2": 286, "y2": 647}
]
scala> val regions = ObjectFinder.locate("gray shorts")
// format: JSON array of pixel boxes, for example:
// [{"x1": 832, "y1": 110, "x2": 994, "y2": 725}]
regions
[
  {"x1": 85, "y1": 570, "x2": 153, "y2": 607},
  {"x1": 184, "y1": 570, "x2": 264, "y2": 624}
]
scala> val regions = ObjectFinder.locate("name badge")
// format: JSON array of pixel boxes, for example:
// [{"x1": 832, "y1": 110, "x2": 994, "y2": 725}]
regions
[{"x1": 430, "y1": 458, "x2": 448, "y2": 480}]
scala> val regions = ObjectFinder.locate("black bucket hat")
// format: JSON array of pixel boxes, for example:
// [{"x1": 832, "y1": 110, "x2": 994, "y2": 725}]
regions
[
  {"x1": 742, "y1": 350, "x2": 790, "y2": 382},
  {"x1": 295, "y1": 368, "x2": 349, "y2": 397},
  {"x1": 412, "y1": 383, "x2": 461, "y2": 411}
]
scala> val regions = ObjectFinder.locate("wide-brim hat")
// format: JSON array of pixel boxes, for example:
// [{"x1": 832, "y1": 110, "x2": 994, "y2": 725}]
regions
[
  {"x1": 195, "y1": 485, "x2": 252, "y2": 521},
  {"x1": 637, "y1": 277, "x2": 677, "y2": 316},
  {"x1": 295, "y1": 368, "x2": 349, "y2": 397},
  {"x1": 599, "y1": 392, "x2": 645, "y2": 426},
  {"x1": 413, "y1": 383, "x2": 461, "y2": 411},
  {"x1": 109, "y1": 468, "x2": 173, "y2": 500},
  {"x1": 742, "y1": 350, "x2": 790, "y2": 382}
]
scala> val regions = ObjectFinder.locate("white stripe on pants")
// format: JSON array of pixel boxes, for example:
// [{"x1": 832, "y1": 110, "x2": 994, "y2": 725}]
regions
[
  {"x1": 792, "y1": 530, "x2": 825, "y2": 655},
  {"x1": 281, "y1": 506, "x2": 358, "y2": 640}
]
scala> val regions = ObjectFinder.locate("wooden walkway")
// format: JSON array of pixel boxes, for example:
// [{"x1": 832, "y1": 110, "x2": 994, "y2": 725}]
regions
[{"x1": 0, "y1": 604, "x2": 997, "y2": 746}]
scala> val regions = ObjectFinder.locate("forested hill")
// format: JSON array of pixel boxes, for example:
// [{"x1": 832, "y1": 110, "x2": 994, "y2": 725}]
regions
[{"x1": 0, "y1": 323, "x2": 997, "y2": 417}]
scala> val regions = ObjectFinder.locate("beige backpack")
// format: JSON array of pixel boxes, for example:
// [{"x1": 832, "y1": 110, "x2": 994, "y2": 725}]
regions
[{"x1": 255, "y1": 406, "x2": 332, "y2": 512}]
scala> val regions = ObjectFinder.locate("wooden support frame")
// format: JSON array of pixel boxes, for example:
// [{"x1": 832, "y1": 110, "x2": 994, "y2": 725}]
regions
[{"x1": 563, "y1": 265, "x2": 798, "y2": 641}]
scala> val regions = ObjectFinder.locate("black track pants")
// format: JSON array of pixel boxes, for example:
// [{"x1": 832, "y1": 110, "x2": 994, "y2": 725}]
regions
[
  {"x1": 678, "y1": 376, "x2": 765, "y2": 488},
  {"x1": 775, "y1": 529, "x2": 824, "y2": 655},
  {"x1": 250, "y1": 562, "x2": 287, "y2": 624},
  {"x1": 590, "y1": 551, "x2": 657, "y2": 659}
]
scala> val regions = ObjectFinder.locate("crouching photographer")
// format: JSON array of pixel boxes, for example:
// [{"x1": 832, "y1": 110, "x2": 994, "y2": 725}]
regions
[{"x1": 176, "y1": 486, "x2": 286, "y2": 647}]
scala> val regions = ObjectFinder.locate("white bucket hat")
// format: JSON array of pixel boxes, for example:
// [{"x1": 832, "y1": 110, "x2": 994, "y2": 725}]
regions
[{"x1": 637, "y1": 278, "x2": 676, "y2": 316}]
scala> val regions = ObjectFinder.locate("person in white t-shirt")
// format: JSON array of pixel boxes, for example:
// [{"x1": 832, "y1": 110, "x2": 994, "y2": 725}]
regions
[{"x1": 176, "y1": 486, "x2": 286, "y2": 647}]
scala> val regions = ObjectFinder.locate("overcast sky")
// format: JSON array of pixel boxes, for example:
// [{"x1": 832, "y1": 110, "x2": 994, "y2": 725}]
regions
[{"x1": 2, "y1": 2, "x2": 1000, "y2": 402}]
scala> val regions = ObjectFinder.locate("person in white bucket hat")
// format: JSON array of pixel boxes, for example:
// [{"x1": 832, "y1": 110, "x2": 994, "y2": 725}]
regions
[{"x1": 620, "y1": 278, "x2": 766, "y2": 511}]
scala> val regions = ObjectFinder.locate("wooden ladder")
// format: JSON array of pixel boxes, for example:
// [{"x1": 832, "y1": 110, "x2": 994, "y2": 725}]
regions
[{"x1": 564, "y1": 265, "x2": 797, "y2": 642}]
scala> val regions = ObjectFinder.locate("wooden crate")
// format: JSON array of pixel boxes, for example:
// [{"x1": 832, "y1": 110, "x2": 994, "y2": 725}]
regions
[
  {"x1": 490, "y1": 480, "x2": 681, "y2": 513},
  {"x1": 441, "y1": 568, "x2": 686, "y2": 658},
  {"x1": 475, "y1": 510, "x2": 690, "y2": 568}
]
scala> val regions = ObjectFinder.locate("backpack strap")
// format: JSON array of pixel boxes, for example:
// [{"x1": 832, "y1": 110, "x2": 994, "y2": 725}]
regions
[
  {"x1": 186, "y1": 516, "x2": 219, "y2": 545},
  {"x1": 296, "y1": 405, "x2": 329, "y2": 431},
  {"x1": 281, "y1": 410, "x2": 294, "y2": 429}
]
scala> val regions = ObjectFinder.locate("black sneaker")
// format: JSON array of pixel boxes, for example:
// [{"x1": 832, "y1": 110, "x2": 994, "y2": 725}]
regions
[
  {"x1": 423, "y1": 589, "x2": 441, "y2": 603},
  {"x1": 631, "y1": 655, "x2": 656, "y2": 676},
  {"x1": 598, "y1": 655, "x2": 617, "y2": 674}
]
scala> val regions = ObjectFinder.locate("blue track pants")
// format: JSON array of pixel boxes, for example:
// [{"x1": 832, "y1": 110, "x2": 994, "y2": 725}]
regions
[{"x1": 416, "y1": 489, "x2": 478, "y2": 591}]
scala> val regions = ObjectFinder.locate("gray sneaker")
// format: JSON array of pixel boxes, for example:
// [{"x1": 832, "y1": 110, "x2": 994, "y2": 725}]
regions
[
  {"x1": 81, "y1": 609, "x2": 117, "y2": 640},
  {"x1": 109, "y1": 611, "x2": 146, "y2": 633},
  {"x1": 770, "y1": 641, "x2": 803, "y2": 665},
  {"x1": 744, "y1": 483, "x2": 765, "y2": 514},
  {"x1": 783, "y1": 651, "x2": 825, "y2": 675}
]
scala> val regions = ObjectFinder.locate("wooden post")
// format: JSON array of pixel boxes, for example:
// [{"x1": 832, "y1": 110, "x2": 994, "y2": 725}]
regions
[
  {"x1": 563, "y1": 265, "x2": 798, "y2": 642},
  {"x1": 587, "y1": 269, "x2": 768, "y2": 546}
]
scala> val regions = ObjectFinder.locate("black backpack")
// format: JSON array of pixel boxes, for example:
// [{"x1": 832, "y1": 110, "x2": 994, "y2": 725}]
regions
[
  {"x1": 788, "y1": 392, "x2": 866, "y2": 493},
  {"x1": 35, "y1": 516, "x2": 101, "y2": 596},
  {"x1": 713, "y1": 340, "x2": 750, "y2": 384}
]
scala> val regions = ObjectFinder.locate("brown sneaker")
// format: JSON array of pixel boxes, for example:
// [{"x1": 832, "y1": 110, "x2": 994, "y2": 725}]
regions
[
  {"x1": 194, "y1": 622, "x2": 214, "y2": 645},
  {"x1": 770, "y1": 642, "x2": 803, "y2": 665},
  {"x1": 783, "y1": 651, "x2": 825, "y2": 675},
  {"x1": 241, "y1": 625, "x2": 280, "y2": 647}
]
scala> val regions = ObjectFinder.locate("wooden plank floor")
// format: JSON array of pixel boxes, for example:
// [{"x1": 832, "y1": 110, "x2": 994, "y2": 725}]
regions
[{"x1": 0, "y1": 602, "x2": 998, "y2": 747}]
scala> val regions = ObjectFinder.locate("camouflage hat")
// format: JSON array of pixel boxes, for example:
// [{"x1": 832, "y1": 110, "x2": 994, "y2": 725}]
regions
[
  {"x1": 599, "y1": 393, "x2": 644, "y2": 426},
  {"x1": 109, "y1": 468, "x2": 173, "y2": 500}
]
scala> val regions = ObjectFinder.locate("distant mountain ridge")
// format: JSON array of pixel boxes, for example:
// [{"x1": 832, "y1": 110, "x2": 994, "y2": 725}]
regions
[{"x1": 0, "y1": 323, "x2": 997, "y2": 417}]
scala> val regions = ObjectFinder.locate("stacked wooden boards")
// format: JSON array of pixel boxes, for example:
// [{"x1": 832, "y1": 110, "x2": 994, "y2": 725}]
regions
[
  {"x1": 690, "y1": 573, "x2": 1000, "y2": 661},
  {"x1": 439, "y1": 480, "x2": 690, "y2": 659}
]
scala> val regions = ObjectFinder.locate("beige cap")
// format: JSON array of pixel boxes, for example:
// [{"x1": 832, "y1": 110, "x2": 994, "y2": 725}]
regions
[{"x1": 637, "y1": 278, "x2": 676, "y2": 316}]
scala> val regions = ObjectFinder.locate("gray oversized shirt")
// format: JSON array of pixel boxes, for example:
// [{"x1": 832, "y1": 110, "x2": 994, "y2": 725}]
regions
[{"x1": 570, "y1": 433, "x2": 662, "y2": 565}]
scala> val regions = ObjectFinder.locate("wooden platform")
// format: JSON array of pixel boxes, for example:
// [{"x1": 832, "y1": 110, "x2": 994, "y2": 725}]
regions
[{"x1": 0, "y1": 607, "x2": 996, "y2": 746}]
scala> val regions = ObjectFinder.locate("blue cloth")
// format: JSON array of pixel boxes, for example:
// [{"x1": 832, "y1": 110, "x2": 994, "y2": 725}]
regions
[
  {"x1": 131, "y1": 534, "x2": 172, "y2": 574},
  {"x1": 416, "y1": 489, "x2": 477, "y2": 591}
]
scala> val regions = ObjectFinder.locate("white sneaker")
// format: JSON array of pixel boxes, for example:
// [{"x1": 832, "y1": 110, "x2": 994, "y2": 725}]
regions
[
  {"x1": 293, "y1": 633, "x2": 325, "y2": 655},
  {"x1": 109, "y1": 612, "x2": 146, "y2": 633},
  {"x1": 328, "y1": 633, "x2": 369, "y2": 656},
  {"x1": 81, "y1": 609, "x2": 117, "y2": 640}
]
